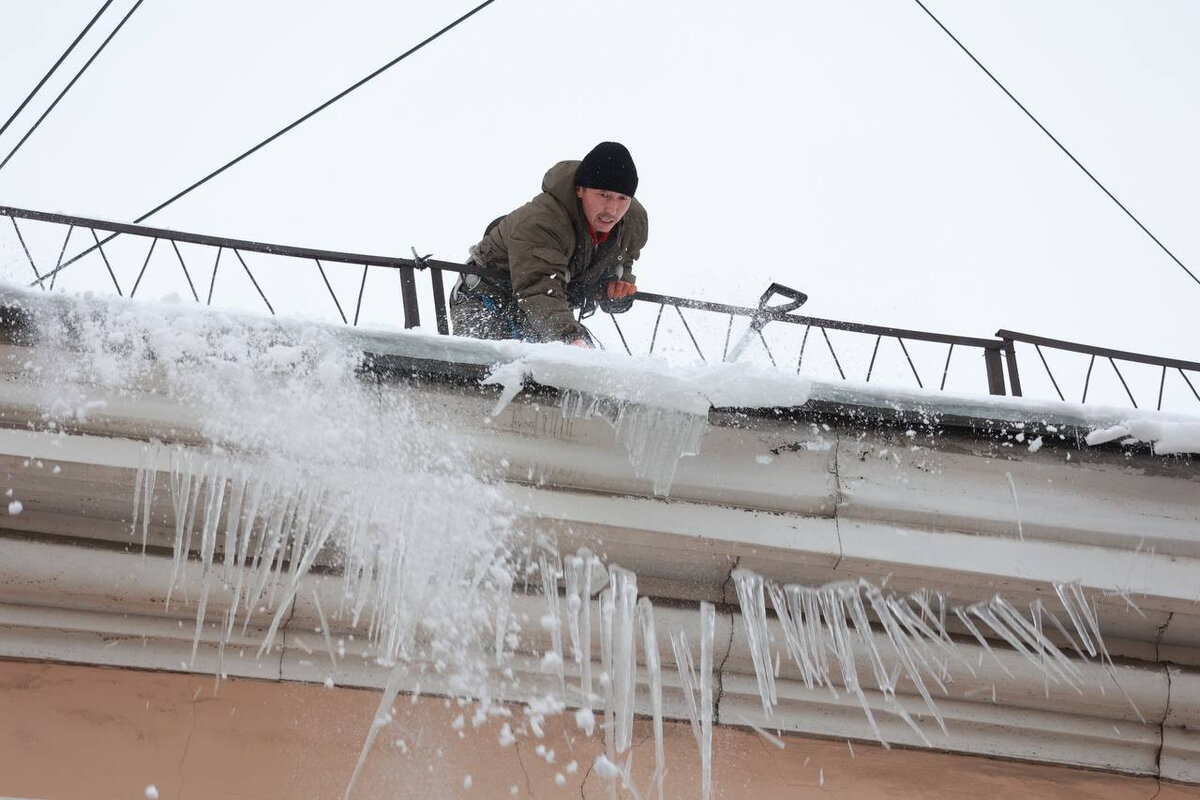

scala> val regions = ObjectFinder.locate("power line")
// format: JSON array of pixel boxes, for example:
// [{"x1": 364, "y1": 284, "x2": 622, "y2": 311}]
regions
[
  {"x1": 132, "y1": 0, "x2": 501, "y2": 225},
  {"x1": 30, "y1": 0, "x2": 501, "y2": 288},
  {"x1": 0, "y1": 0, "x2": 150, "y2": 175},
  {"x1": 0, "y1": 0, "x2": 116, "y2": 142},
  {"x1": 912, "y1": 0, "x2": 1200, "y2": 289}
]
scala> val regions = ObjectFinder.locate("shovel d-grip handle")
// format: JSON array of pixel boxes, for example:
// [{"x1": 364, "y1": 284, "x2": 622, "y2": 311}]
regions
[
  {"x1": 757, "y1": 282, "x2": 808, "y2": 315},
  {"x1": 727, "y1": 281, "x2": 811, "y2": 361}
]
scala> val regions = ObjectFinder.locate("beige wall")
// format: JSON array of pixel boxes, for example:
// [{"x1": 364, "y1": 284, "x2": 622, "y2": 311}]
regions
[{"x1": 0, "y1": 660, "x2": 1193, "y2": 800}]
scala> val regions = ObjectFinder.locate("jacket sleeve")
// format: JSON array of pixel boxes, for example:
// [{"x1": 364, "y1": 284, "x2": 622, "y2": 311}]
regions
[{"x1": 507, "y1": 216, "x2": 588, "y2": 343}]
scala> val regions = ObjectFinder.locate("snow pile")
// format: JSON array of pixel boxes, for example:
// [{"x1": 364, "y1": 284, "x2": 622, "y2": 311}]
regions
[
  {"x1": 803, "y1": 372, "x2": 1200, "y2": 453},
  {"x1": 1085, "y1": 418, "x2": 1200, "y2": 455},
  {"x1": 482, "y1": 344, "x2": 813, "y2": 413}
]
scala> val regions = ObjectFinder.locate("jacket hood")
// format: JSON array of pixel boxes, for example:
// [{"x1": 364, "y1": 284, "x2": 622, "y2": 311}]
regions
[{"x1": 542, "y1": 160, "x2": 584, "y2": 217}]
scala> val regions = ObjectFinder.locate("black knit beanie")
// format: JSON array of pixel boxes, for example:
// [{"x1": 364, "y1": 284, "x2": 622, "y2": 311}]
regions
[{"x1": 575, "y1": 142, "x2": 638, "y2": 197}]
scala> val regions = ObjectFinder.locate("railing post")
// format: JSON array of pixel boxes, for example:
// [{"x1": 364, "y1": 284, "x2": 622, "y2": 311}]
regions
[
  {"x1": 984, "y1": 348, "x2": 1006, "y2": 396},
  {"x1": 399, "y1": 266, "x2": 420, "y2": 329},
  {"x1": 430, "y1": 268, "x2": 449, "y2": 335},
  {"x1": 1002, "y1": 338, "x2": 1022, "y2": 396}
]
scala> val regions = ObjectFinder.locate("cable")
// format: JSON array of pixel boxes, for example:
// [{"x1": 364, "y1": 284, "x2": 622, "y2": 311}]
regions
[
  {"x1": 0, "y1": 0, "x2": 116, "y2": 142},
  {"x1": 131, "y1": 0, "x2": 500, "y2": 225},
  {"x1": 30, "y1": 0, "x2": 501, "y2": 287},
  {"x1": 0, "y1": 0, "x2": 149, "y2": 175},
  {"x1": 912, "y1": 0, "x2": 1200, "y2": 289}
]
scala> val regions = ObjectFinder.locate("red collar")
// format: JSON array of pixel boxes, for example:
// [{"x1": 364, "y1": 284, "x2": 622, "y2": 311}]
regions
[{"x1": 588, "y1": 224, "x2": 610, "y2": 246}]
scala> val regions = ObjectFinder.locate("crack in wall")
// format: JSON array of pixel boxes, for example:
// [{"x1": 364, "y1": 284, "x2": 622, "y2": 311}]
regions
[
  {"x1": 512, "y1": 737, "x2": 535, "y2": 798},
  {"x1": 177, "y1": 684, "x2": 199, "y2": 798},
  {"x1": 578, "y1": 755, "x2": 595, "y2": 800},
  {"x1": 1150, "y1": 665, "x2": 1174, "y2": 800},
  {"x1": 1154, "y1": 612, "x2": 1174, "y2": 663},
  {"x1": 714, "y1": 558, "x2": 739, "y2": 728},
  {"x1": 277, "y1": 596, "x2": 298, "y2": 680},
  {"x1": 1150, "y1": 611, "x2": 1174, "y2": 799}
]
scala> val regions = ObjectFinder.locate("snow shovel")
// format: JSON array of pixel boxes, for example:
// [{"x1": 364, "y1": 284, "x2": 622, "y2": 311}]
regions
[{"x1": 724, "y1": 282, "x2": 808, "y2": 362}]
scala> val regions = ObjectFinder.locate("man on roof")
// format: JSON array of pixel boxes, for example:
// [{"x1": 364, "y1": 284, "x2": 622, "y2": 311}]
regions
[{"x1": 450, "y1": 141, "x2": 648, "y2": 347}]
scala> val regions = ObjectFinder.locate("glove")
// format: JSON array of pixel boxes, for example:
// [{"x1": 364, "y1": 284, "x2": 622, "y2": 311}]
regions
[{"x1": 606, "y1": 280, "x2": 637, "y2": 300}]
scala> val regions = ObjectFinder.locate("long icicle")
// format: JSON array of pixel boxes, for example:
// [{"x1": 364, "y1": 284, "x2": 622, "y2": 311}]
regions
[
  {"x1": 671, "y1": 629, "x2": 702, "y2": 749},
  {"x1": 540, "y1": 555, "x2": 567, "y2": 700},
  {"x1": 699, "y1": 601, "x2": 715, "y2": 800},
  {"x1": 638, "y1": 597, "x2": 666, "y2": 800},
  {"x1": 731, "y1": 569, "x2": 776, "y2": 717}
]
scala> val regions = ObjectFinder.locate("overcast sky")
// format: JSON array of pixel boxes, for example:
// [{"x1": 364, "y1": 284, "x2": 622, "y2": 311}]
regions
[{"x1": 1, "y1": 1, "x2": 1197, "y2": 405}]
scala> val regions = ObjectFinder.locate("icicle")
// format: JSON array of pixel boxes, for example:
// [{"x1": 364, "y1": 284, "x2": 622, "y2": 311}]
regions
[
  {"x1": 599, "y1": 587, "x2": 617, "y2": 800},
  {"x1": 262, "y1": 487, "x2": 302, "y2": 611},
  {"x1": 612, "y1": 404, "x2": 707, "y2": 496},
  {"x1": 1032, "y1": 599, "x2": 1050, "y2": 698},
  {"x1": 671, "y1": 629, "x2": 702, "y2": 748},
  {"x1": 1041, "y1": 604, "x2": 1088, "y2": 661},
  {"x1": 865, "y1": 586, "x2": 948, "y2": 735},
  {"x1": 344, "y1": 663, "x2": 408, "y2": 800},
  {"x1": 312, "y1": 589, "x2": 338, "y2": 677},
  {"x1": 990, "y1": 597, "x2": 1082, "y2": 687},
  {"x1": 565, "y1": 554, "x2": 586, "y2": 701},
  {"x1": 733, "y1": 713, "x2": 786, "y2": 749},
  {"x1": 637, "y1": 597, "x2": 666, "y2": 800},
  {"x1": 1004, "y1": 471, "x2": 1024, "y2": 540},
  {"x1": 1053, "y1": 582, "x2": 1097, "y2": 657},
  {"x1": 841, "y1": 586, "x2": 891, "y2": 747},
  {"x1": 1056, "y1": 583, "x2": 1146, "y2": 724},
  {"x1": 731, "y1": 569, "x2": 776, "y2": 717},
  {"x1": 740, "y1": 570, "x2": 1121, "y2": 751},
  {"x1": 1104, "y1": 587, "x2": 1147, "y2": 619},
  {"x1": 191, "y1": 457, "x2": 228, "y2": 666},
  {"x1": 885, "y1": 694, "x2": 933, "y2": 748},
  {"x1": 699, "y1": 601, "x2": 715, "y2": 800},
  {"x1": 216, "y1": 606, "x2": 230, "y2": 687},
  {"x1": 221, "y1": 471, "x2": 247, "y2": 585},
  {"x1": 140, "y1": 451, "x2": 158, "y2": 553},
  {"x1": 908, "y1": 591, "x2": 962, "y2": 673},
  {"x1": 883, "y1": 596, "x2": 951, "y2": 694},
  {"x1": 565, "y1": 550, "x2": 598, "y2": 707},
  {"x1": 228, "y1": 476, "x2": 269, "y2": 638},
  {"x1": 873, "y1": 592, "x2": 945, "y2": 734},
  {"x1": 132, "y1": 459, "x2": 145, "y2": 538},
  {"x1": 953, "y1": 607, "x2": 1013, "y2": 678},
  {"x1": 844, "y1": 584, "x2": 893, "y2": 691},
  {"x1": 539, "y1": 555, "x2": 566, "y2": 699},
  {"x1": 165, "y1": 449, "x2": 202, "y2": 611},
  {"x1": 768, "y1": 581, "x2": 818, "y2": 688},
  {"x1": 557, "y1": 389, "x2": 707, "y2": 496},
  {"x1": 609, "y1": 565, "x2": 638, "y2": 755}
]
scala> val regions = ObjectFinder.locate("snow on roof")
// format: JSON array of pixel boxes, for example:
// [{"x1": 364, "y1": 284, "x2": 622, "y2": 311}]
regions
[
  {"x1": 3, "y1": 283, "x2": 1197, "y2": 456},
  {"x1": 352, "y1": 321, "x2": 1200, "y2": 455}
]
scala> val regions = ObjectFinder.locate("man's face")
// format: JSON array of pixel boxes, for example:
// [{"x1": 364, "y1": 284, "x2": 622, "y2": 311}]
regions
[{"x1": 576, "y1": 187, "x2": 632, "y2": 234}]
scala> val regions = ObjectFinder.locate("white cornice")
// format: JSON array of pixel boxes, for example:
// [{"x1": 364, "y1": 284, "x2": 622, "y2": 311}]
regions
[{"x1": 0, "y1": 535, "x2": 1193, "y2": 782}]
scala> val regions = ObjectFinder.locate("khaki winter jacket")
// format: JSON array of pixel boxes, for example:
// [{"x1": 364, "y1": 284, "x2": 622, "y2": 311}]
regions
[{"x1": 473, "y1": 159, "x2": 648, "y2": 342}]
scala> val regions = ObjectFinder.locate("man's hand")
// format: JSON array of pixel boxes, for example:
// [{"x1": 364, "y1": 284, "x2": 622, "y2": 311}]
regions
[
  {"x1": 606, "y1": 280, "x2": 637, "y2": 300},
  {"x1": 569, "y1": 338, "x2": 593, "y2": 348}
]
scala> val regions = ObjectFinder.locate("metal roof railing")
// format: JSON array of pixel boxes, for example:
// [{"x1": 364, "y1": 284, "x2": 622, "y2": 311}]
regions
[
  {"x1": 997, "y1": 330, "x2": 1200, "y2": 411},
  {"x1": 1, "y1": 205, "x2": 1197, "y2": 412}
]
